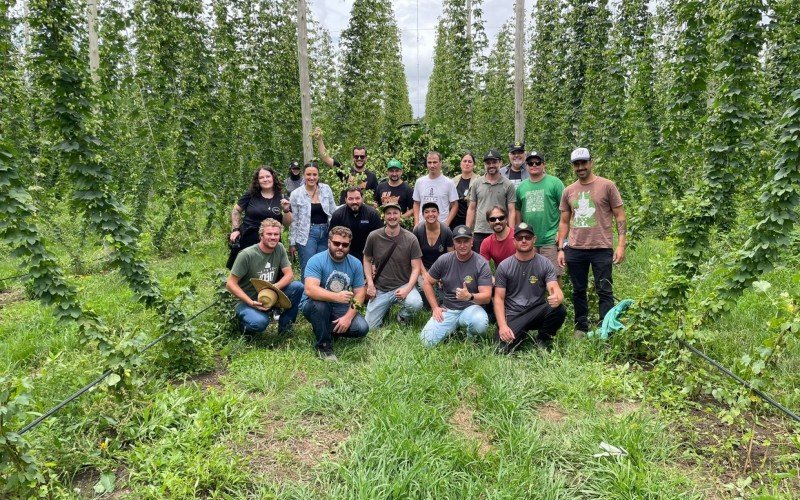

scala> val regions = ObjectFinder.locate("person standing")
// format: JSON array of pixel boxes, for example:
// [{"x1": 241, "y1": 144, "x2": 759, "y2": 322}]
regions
[
  {"x1": 479, "y1": 206, "x2": 516, "y2": 267},
  {"x1": 419, "y1": 225, "x2": 493, "y2": 347},
  {"x1": 284, "y1": 160, "x2": 304, "y2": 194},
  {"x1": 494, "y1": 222, "x2": 566, "y2": 354},
  {"x1": 413, "y1": 202, "x2": 454, "y2": 306},
  {"x1": 289, "y1": 162, "x2": 337, "y2": 278},
  {"x1": 412, "y1": 151, "x2": 459, "y2": 227},
  {"x1": 499, "y1": 141, "x2": 530, "y2": 188},
  {"x1": 227, "y1": 219, "x2": 304, "y2": 337},
  {"x1": 515, "y1": 151, "x2": 565, "y2": 279},
  {"x1": 363, "y1": 204, "x2": 424, "y2": 329},
  {"x1": 313, "y1": 126, "x2": 379, "y2": 203},
  {"x1": 301, "y1": 226, "x2": 369, "y2": 361},
  {"x1": 450, "y1": 152, "x2": 478, "y2": 230},
  {"x1": 328, "y1": 187, "x2": 384, "y2": 261},
  {"x1": 557, "y1": 147, "x2": 626, "y2": 338},
  {"x1": 466, "y1": 149, "x2": 516, "y2": 251},
  {"x1": 375, "y1": 158, "x2": 414, "y2": 219}
]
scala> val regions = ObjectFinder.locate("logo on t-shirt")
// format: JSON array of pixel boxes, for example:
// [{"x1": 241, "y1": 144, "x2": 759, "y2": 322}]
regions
[
  {"x1": 325, "y1": 270, "x2": 351, "y2": 292},
  {"x1": 529, "y1": 275, "x2": 538, "y2": 285},
  {"x1": 259, "y1": 262, "x2": 277, "y2": 282},
  {"x1": 572, "y1": 191, "x2": 597, "y2": 228},
  {"x1": 525, "y1": 189, "x2": 545, "y2": 213},
  {"x1": 463, "y1": 275, "x2": 474, "y2": 284}
]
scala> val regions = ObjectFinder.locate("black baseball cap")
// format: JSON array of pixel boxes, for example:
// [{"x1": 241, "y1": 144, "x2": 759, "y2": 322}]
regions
[
  {"x1": 452, "y1": 225, "x2": 473, "y2": 240},
  {"x1": 483, "y1": 149, "x2": 502, "y2": 161},
  {"x1": 514, "y1": 222, "x2": 535, "y2": 237},
  {"x1": 508, "y1": 141, "x2": 525, "y2": 153},
  {"x1": 289, "y1": 160, "x2": 300, "y2": 170}
]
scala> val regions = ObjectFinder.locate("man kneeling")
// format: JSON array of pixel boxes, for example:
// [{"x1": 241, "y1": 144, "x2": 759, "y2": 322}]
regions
[
  {"x1": 494, "y1": 223, "x2": 566, "y2": 354},
  {"x1": 420, "y1": 225, "x2": 493, "y2": 346},
  {"x1": 227, "y1": 219, "x2": 304, "y2": 336},
  {"x1": 301, "y1": 226, "x2": 369, "y2": 361}
]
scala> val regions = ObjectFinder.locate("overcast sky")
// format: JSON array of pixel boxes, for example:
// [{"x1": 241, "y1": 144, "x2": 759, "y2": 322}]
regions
[{"x1": 310, "y1": 0, "x2": 529, "y2": 118}]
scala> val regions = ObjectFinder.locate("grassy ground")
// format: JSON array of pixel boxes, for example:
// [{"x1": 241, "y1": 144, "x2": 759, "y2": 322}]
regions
[{"x1": 1, "y1": 235, "x2": 799, "y2": 498}]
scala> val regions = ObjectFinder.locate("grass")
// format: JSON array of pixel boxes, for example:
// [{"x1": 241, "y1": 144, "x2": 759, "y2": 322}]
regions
[{"x1": 2, "y1": 234, "x2": 800, "y2": 498}]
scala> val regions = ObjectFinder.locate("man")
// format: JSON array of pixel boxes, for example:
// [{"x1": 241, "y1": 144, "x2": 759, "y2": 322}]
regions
[
  {"x1": 363, "y1": 203, "x2": 424, "y2": 329},
  {"x1": 301, "y1": 226, "x2": 369, "y2": 361},
  {"x1": 466, "y1": 149, "x2": 516, "y2": 251},
  {"x1": 328, "y1": 187, "x2": 383, "y2": 261},
  {"x1": 375, "y1": 158, "x2": 414, "y2": 218},
  {"x1": 412, "y1": 151, "x2": 459, "y2": 227},
  {"x1": 499, "y1": 141, "x2": 530, "y2": 187},
  {"x1": 557, "y1": 147, "x2": 626, "y2": 338},
  {"x1": 515, "y1": 151, "x2": 565, "y2": 280},
  {"x1": 420, "y1": 225, "x2": 493, "y2": 347},
  {"x1": 284, "y1": 160, "x2": 304, "y2": 194},
  {"x1": 494, "y1": 222, "x2": 566, "y2": 354},
  {"x1": 313, "y1": 126, "x2": 378, "y2": 203},
  {"x1": 227, "y1": 219, "x2": 304, "y2": 336},
  {"x1": 479, "y1": 206, "x2": 516, "y2": 267}
]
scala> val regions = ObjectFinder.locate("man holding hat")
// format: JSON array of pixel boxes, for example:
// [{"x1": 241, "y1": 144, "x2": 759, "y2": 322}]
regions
[
  {"x1": 494, "y1": 222, "x2": 566, "y2": 354},
  {"x1": 515, "y1": 150, "x2": 565, "y2": 279},
  {"x1": 466, "y1": 149, "x2": 516, "y2": 251},
  {"x1": 375, "y1": 158, "x2": 414, "y2": 219},
  {"x1": 500, "y1": 141, "x2": 530, "y2": 187},
  {"x1": 227, "y1": 218, "x2": 304, "y2": 337},
  {"x1": 363, "y1": 203, "x2": 424, "y2": 329},
  {"x1": 328, "y1": 186, "x2": 384, "y2": 261},
  {"x1": 419, "y1": 225, "x2": 493, "y2": 347},
  {"x1": 557, "y1": 147, "x2": 626, "y2": 338},
  {"x1": 284, "y1": 160, "x2": 304, "y2": 194}
]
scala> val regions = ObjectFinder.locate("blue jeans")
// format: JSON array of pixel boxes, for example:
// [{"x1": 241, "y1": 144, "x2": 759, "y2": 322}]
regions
[
  {"x1": 420, "y1": 304, "x2": 489, "y2": 347},
  {"x1": 297, "y1": 224, "x2": 329, "y2": 279},
  {"x1": 300, "y1": 298, "x2": 369, "y2": 349},
  {"x1": 235, "y1": 281, "x2": 305, "y2": 335},
  {"x1": 365, "y1": 287, "x2": 423, "y2": 330}
]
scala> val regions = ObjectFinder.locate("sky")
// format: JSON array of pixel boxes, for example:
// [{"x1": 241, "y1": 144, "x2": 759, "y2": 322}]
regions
[{"x1": 310, "y1": 0, "x2": 530, "y2": 118}]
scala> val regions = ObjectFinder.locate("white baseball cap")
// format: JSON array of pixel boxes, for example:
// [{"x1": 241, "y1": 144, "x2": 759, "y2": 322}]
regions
[{"x1": 570, "y1": 147, "x2": 591, "y2": 163}]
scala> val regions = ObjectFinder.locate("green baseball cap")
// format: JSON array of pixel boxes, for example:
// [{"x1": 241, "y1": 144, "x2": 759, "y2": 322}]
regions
[{"x1": 387, "y1": 158, "x2": 403, "y2": 170}]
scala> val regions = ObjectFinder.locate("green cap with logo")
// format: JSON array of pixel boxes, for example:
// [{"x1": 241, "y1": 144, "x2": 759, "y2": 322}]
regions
[{"x1": 387, "y1": 158, "x2": 403, "y2": 170}]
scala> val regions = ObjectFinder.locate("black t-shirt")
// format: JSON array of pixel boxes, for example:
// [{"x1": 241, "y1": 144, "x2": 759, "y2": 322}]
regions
[
  {"x1": 451, "y1": 177, "x2": 471, "y2": 228},
  {"x1": 310, "y1": 202, "x2": 328, "y2": 224},
  {"x1": 506, "y1": 168, "x2": 522, "y2": 182},
  {"x1": 328, "y1": 205, "x2": 384, "y2": 261},
  {"x1": 413, "y1": 222, "x2": 454, "y2": 269},
  {"x1": 334, "y1": 159, "x2": 379, "y2": 203},
  {"x1": 375, "y1": 181, "x2": 414, "y2": 213},
  {"x1": 237, "y1": 192, "x2": 283, "y2": 234}
]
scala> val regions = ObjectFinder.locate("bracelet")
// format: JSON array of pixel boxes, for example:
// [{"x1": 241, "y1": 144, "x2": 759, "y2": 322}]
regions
[{"x1": 232, "y1": 227, "x2": 240, "y2": 233}]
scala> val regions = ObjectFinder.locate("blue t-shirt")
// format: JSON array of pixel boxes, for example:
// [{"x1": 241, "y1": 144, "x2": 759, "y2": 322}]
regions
[{"x1": 305, "y1": 252, "x2": 366, "y2": 292}]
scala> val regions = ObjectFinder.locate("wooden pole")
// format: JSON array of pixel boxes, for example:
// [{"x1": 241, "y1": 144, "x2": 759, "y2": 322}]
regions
[
  {"x1": 296, "y1": 0, "x2": 313, "y2": 163},
  {"x1": 514, "y1": 0, "x2": 525, "y2": 143},
  {"x1": 87, "y1": 0, "x2": 100, "y2": 84}
]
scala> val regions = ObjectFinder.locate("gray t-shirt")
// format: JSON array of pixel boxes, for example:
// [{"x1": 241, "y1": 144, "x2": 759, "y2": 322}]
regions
[
  {"x1": 412, "y1": 175, "x2": 459, "y2": 223},
  {"x1": 495, "y1": 253, "x2": 556, "y2": 314},
  {"x1": 427, "y1": 252, "x2": 493, "y2": 310},
  {"x1": 363, "y1": 228, "x2": 423, "y2": 291},
  {"x1": 469, "y1": 175, "x2": 516, "y2": 234},
  {"x1": 231, "y1": 243, "x2": 291, "y2": 298}
]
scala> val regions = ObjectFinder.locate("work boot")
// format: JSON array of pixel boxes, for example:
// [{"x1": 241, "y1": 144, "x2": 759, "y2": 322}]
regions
[{"x1": 317, "y1": 343, "x2": 338, "y2": 362}]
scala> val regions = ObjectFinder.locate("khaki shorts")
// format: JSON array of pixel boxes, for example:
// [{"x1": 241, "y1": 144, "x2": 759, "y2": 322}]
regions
[{"x1": 537, "y1": 244, "x2": 564, "y2": 276}]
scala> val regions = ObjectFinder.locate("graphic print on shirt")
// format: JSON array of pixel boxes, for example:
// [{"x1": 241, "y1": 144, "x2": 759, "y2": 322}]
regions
[
  {"x1": 463, "y1": 275, "x2": 474, "y2": 284},
  {"x1": 529, "y1": 275, "x2": 538, "y2": 285},
  {"x1": 572, "y1": 191, "x2": 597, "y2": 228},
  {"x1": 525, "y1": 189, "x2": 545, "y2": 213},
  {"x1": 422, "y1": 187, "x2": 438, "y2": 206},
  {"x1": 259, "y1": 261, "x2": 277, "y2": 282},
  {"x1": 325, "y1": 270, "x2": 352, "y2": 292},
  {"x1": 380, "y1": 190, "x2": 400, "y2": 206}
]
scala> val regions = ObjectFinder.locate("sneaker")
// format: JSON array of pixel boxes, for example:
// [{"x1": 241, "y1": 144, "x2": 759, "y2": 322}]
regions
[
  {"x1": 573, "y1": 329, "x2": 587, "y2": 339},
  {"x1": 317, "y1": 344, "x2": 338, "y2": 362},
  {"x1": 495, "y1": 341, "x2": 515, "y2": 355},
  {"x1": 396, "y1": 313, "x2": 408, "y2": 326}
]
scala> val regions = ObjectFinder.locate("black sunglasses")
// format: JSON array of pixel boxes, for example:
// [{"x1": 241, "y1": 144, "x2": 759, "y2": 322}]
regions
[
  {"x1": 330, "y1": 241, "x2": 351, "y2": 248},
  {"x1": 488, "y1": 216, "x2": 506, "y2": 222},
  {"x1": 526, "y1": 160, "x2": 543, "y2": 166},
  {"x1": 514, "y1": 234, "x2": 534, "y2": 241},
  {"x1": 353, "y1": 155, "x2": 366, "y2": 160}
]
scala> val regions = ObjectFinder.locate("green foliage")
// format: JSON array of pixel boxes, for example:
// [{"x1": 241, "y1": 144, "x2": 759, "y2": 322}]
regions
[
  {"x1": 471, "y1": 21, "x2": 514, "y2": 154},
  {"x1": 0, "y1": 377, "x2": 46, "y2": 497}
]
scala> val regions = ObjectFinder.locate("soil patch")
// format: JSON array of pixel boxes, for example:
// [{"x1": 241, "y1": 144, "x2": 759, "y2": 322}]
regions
[
  {"x1": 537, "y1": 402, "x2": 568, "y2": 423},
  {"x1": 598, "y1": 400, "x2": 641, "y2": 416},
  {"x1": 71, "y1": 466, "x2": 129, "y2": 498},
  {"x1": 450, "y1": 404, "x2": 493, "y2": 457},
  {"x1": 182, "y1": 356, "x2": 227, "y2": 390},
  {"x1": 0, "y1": 287, "x2": 25, "y2": 306},
  {"x1": 238, "y1": 415, "x2": 349, "y2": 483}
]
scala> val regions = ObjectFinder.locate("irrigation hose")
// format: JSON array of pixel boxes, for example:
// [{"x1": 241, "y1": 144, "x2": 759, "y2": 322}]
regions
[{"x1": 17, "y1": 298, "x2": 222, "y2": 436}]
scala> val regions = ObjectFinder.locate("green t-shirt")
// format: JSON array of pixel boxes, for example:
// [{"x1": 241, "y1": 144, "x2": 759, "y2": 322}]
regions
[
  {"x1": 515, "y1": 174, "x2": 564, "y2": 246},
  {"x1": 231, "y1": 243, "x2": 291, "y2": 299}
]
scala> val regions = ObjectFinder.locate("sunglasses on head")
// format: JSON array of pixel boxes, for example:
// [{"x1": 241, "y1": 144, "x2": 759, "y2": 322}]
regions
[
  {"x1": 526, "y1": 160, "x2": 543, "y2": 166},
  {"x1": 488, "y1": 216, "x2": 506, "y2": 222},
  {"x1": 330, "y1": 240, "x2": 350, "y2": 248},
  {"x1": 514, "y1": 234, "x2": 534, "y2": 241},
  {"x1": 353, "y1": 155, "x2": 366, "y2": 160}
]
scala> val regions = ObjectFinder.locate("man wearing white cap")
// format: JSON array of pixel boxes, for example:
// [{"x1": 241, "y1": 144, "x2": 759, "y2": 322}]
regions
[
  {"x1": 557, "y1": 147, "x2": 626, "y2": 338},
  {"x1": 227, "y1": 218, "x2": 304, "y2": 337}
]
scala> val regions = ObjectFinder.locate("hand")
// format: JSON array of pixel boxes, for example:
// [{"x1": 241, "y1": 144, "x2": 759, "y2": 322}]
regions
[
  {"x1": 250, "y1": 299, "x2": 268, "y2": 312},
  {"x1": 366, "y1": 284, "x2": 376, "y2": 299},
  {"x1": 332, "y1": 315, "x2": 352, "y2": 334},
  {"x1": 335, "y1": 290, "x2": 354, "y2": 304},
  {"x1": 547, "y1": 292, "x2": 563, "y2": 308},
  {"x1": 312, "y1": 126, "x2": 322, "y2": 140},
  {"x1": 289, "y1": 246, "x2": 297, "y2": 259},
  {"x1": 498, "y1": 325, "x2": 515, "y2": 343},
  {"x1": 432, "y1": 306, "x2": 445, "y2": 323},
  {"x1": 394, "y1": 286, "x2": 411, "y2": 300},
  {"x1": 613, "y1": 246, "x2": 626, "y2": 264},
  {"x1": 229, "y1": 230, "x2": 240, "y2": 243},
  {"x1": 557, "y1": 249, "x2": 565, "y2": 267},
  {"x1": 281, "y1": 198, "x2": 290, "y2": 211},
  {"x1": 455, "y1": 281, "x2": 471, "y2": 301}
]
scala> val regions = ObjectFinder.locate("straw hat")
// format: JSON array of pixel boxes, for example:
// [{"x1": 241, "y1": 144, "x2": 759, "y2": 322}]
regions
[{"x1": 250, "y1": 279, "x2": 292, "y2": 310}]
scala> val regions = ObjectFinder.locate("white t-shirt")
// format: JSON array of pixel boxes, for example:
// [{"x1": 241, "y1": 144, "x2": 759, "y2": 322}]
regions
[{"x1": 412, "y1": 175, "x2": 459, "y2": 223}]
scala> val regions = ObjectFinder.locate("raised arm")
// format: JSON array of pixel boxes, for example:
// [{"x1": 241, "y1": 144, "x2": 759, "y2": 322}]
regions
[{"x1": 312, "y1": 126, "x2": 335, "y2": 168}]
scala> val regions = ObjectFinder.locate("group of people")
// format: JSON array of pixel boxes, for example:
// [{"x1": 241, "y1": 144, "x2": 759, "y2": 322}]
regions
[{"x1": 226, "y1": 128, "x2": 626, "y2": 360}]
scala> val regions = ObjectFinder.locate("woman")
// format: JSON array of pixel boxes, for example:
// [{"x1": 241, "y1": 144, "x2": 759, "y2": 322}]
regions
[
  {"x1": 413, "y1": 201, "x2": 454, "y2": 307},
  {"x1": 227, "y1": 166, "x2": 292, "y2": 269},
  {"x1": 450, "y1": 152, "x2": 478, "y2": 230},
  {"x1": 289, "y1": 162, "x2": 337, "y2": 278}
]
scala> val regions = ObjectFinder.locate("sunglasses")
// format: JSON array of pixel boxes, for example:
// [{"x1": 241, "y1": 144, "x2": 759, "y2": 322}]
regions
[
  {"x1": 526, "y1": 160, "x2": 543, "y2": 166},
  {"x1": 488, "y1": 216, "x2": 506, "y2": 222},
  {"x1": 514, "y1": 234, "x2": 534, "y2": 241},
  {"x1": 353, "y1": 155, "x2": 366, "y2": 160},
  {"x1": 330, "y1": 240, "x2": 351, "y2": 248}
]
